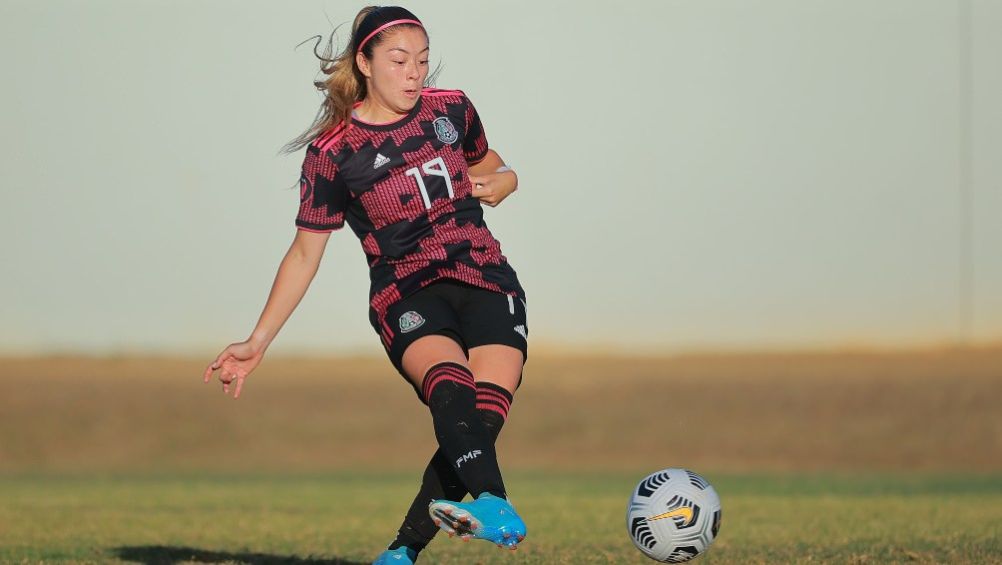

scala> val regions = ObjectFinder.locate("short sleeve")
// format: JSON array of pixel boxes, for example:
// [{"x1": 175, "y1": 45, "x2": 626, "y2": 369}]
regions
[
  {"x1": 295, "y1": 145, "x2": 347, "y2": 232},
  {"x1": 462, "y1": 93, "x2": 489, "y2": 164}
]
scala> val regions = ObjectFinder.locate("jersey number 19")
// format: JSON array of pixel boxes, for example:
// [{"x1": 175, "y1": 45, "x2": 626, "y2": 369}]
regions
[{"x1": 405, "y1": 157, "x2": 454, "y2": 209}]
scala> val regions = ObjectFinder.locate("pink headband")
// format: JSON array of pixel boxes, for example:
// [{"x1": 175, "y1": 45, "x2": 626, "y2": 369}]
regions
[{"x1": 356, "y1": 19, "x2": 424, "y2": 54}]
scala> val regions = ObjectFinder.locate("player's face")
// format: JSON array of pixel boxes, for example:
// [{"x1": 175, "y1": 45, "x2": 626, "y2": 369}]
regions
[{"x1": 360, "y1": 27, "x2": 430, "y2": 116}]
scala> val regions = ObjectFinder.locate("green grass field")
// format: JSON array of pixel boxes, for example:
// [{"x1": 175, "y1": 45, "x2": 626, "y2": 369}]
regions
[
  {"x1": 1, "y1": 349, "x2": 1000, "y2": 563},
  {"x1": 2, "y1": 473, "x2": 1000, "y2": 564}
]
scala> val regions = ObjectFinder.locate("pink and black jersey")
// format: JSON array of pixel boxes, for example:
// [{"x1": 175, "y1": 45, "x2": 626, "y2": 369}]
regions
[{"x1": 296, "y1": 88, "x2": 524, "y2": 343}]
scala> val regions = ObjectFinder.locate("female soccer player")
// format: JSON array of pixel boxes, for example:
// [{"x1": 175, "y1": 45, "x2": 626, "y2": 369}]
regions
[{"x1": 202, "y1": 6, "x2": 528, "y2": 564}]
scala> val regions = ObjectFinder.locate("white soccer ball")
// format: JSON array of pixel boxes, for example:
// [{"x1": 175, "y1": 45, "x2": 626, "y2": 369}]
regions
[{"x1": 626, "y1": 468, "x2": 722, "y2": 563}]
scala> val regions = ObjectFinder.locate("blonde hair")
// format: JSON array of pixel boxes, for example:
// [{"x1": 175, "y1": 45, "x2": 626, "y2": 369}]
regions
[{"x1": 282, "y1": 7, "x2": 435, "y2": 154}]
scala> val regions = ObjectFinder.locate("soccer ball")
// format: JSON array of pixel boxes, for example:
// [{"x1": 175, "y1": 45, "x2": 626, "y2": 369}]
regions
[{"x1": 626, "y1": 468, "x2": 722, "y2": 563}]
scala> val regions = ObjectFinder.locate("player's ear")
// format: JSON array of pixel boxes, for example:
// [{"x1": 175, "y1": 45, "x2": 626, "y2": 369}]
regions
[{"x1": 356, "y1": 52, "x2": 372, "y2": 79}]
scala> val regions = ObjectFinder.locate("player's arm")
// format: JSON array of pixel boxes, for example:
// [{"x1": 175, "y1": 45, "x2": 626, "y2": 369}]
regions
[
  {"x1": 469, "y1": 149, "x2": 518, "y2": 208},
  {"x1": 247, "y1": 229, "x2": 330, "y2": 353},
  {"x1": 203, "y1": 229, "x2": 330, "y2": 398},
  {"x1": 468, "y1": 149, "x2": 504, "y2": 176}
]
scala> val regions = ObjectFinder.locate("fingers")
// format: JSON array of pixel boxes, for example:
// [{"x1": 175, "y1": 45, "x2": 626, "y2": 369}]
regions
[
  {"x1": 203, "y1": 359, "x2": 220, "y2": 383},
  {"x1": 220, "y1": 370, "x2": 241, "y2": 397},
  {"x1": 476, "y1": 191, "x2": 499, "y2": 207},
  {"x1": 471, "y1": 183, "x2": 499, "y2": 206},
  {"x1": 471, "y1": 183, "x2": 489, "y2": 198},
  {"x1": 219, "y1": 371, "x2": 245, "y2": 399},
  {"x1": 469, "y1": 173, "x2": 513, "y2": 208},
  {"x1": 203, "y1": 347, "x2": 248, "y2": 399},
  {"x1": 204, "y1": 350, "x2": 230, "y2": 383}
]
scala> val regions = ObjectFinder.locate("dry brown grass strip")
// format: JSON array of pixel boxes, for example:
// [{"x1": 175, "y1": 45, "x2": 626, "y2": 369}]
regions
[{"x1": 1, "y1": 346, "x2": 999, "y2": 474}]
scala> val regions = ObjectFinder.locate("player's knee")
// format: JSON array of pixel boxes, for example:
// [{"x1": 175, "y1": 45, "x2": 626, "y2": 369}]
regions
[
  {"x1": 475, "y1": 381, "x2": 514, "y2": 440},
  {"x1": 480, "y1": 409, "x2": 505, "y2": 441},
  {"x1": 422, "y1": 361, "x2": 476, "y2": 407}
]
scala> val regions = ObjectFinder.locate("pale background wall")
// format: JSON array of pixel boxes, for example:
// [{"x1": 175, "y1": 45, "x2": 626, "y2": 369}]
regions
[{"x1": 1, "y1": 0, "x2": 999, "y2": 355}]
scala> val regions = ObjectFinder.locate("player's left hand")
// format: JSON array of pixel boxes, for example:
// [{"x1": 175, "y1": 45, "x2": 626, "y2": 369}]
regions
[{"x1": 470, "y1": 170, "x2": 517, "y2": 207}]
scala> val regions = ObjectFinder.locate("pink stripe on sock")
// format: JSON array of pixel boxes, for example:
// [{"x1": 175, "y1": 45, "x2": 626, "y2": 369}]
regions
[
  {"x1": 476, "y1": 388, "x2": 511, "y2": 406},
  {"x1": 476, "y1": 402, "x2": 508, "y2": 418},
  {"x1": 422, "y1": 365, "x2": 475, "y2": 401},
  {"x1": 474, "y1": 398, "x2": 509, "y2": 416},
  {"x1": 432, "y1": 365, "x2": 474, "y2": 381},
  {"x1": 432, "y1": 370, "x2": 476, "y2": 392},
  {"x1": 424, "y1": 375, "x2": 475, "y2": 401},
  {"x1": 437, "y1": 367, "x2": 476, "y2": 384}
]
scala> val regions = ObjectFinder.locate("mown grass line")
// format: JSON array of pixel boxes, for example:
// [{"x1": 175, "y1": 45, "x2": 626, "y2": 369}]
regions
[{"x1": 1, "y1": 473, "x2": 1000, "y2": 564}]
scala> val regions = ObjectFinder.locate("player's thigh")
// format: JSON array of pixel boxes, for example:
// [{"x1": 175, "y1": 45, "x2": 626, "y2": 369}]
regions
[
  {"x1": 401, "y1": 334, "x2": 470, "y2": 393},
  {"x1": 468, "y1": 344, "x2": 524, "y2": 394},
  {"x1": 460, "y1": 287, "x2": 528, "y2": 394},
  {"x1": 383, "y1": 283, "x2": 467, "y2": 392}
]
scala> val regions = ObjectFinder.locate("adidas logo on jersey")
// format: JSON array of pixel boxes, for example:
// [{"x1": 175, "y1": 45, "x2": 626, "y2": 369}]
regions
[
  {"x1": 514, "y1": 324, "x2": 527, "y2": 339},
  {"x1": 373, "y1": 153, "x2": 391, "y2": 169}
]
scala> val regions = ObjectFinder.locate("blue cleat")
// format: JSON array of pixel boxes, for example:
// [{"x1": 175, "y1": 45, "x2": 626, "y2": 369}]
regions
[
  {"x1": 372, "y1": 546, "x2": 418, "y2": 564},
  {"x1": 428, "y1": 492, "x2": 527, "y2": 549}
]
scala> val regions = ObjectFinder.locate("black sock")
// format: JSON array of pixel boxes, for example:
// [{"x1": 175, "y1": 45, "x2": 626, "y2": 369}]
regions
[
  {"x1": 422, "y1": 362, "x2": 506, "y2": 499},
  {"x1": 389, "y1": 380, "x2": 514, "y2": 553}
]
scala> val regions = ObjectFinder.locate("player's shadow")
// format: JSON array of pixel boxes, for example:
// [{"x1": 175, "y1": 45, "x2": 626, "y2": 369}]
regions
[{"x1": 111, "y1": 545, "x2": 366, "y2": 565}]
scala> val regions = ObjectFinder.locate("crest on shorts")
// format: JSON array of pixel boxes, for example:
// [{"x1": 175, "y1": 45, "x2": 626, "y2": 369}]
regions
[
  {"x1": 432, "y1": 116, "x2": 459, "y2": 144},
  {"x1": 399, "y1": 311, "x2": 426, "y2": 333}
]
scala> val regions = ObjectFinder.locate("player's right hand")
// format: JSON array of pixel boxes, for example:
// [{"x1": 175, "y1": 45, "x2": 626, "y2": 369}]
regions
[
  {"x1": 470, "y1": 169, "x2": 517, "y2": 208},
  {"x1": 203, "y1": 341, "x2": 263, "y2": 399}
]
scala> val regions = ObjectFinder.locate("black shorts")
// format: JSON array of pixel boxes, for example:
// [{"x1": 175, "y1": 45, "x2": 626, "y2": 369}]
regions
[{"x1": 376, "y1": 280, "x2": 528, "y2": 383}]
